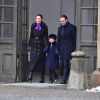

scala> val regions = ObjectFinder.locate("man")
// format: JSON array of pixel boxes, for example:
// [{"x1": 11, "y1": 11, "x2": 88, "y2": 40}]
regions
[{"x1": 57, "y1": 15, "x2": 76, "y2": 84}]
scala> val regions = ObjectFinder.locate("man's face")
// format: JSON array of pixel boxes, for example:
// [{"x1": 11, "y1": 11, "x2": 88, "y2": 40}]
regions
[{"x1": 60, "y1": 17, "x2": 67, "y2": 26}]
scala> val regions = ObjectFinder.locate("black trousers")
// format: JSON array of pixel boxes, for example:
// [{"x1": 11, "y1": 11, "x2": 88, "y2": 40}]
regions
[
  {"x1": 29, "y1": 51, "x2": 46, "y2": 80},
  {"x1": 49, "y1": 68, "x2": 58, "y2": 81},
  {"x1": 60, "y1": 57, "x2": 70, "y2": 81}
]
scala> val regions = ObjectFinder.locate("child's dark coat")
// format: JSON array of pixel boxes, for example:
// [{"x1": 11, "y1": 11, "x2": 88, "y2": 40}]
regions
[{"x1": 44, "y1": 42, "x2": 59, "y2": 70}]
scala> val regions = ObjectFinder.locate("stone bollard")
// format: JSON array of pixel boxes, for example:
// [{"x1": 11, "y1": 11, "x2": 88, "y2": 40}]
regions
[{"x1": 67, "y1": 51, "x2": 85, "y2": 90}]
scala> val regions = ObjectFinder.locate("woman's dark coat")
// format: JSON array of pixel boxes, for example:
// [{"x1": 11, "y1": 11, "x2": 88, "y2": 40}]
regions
[
  {"x1": 29, "y1": 22, "x2": 48, "y2": 71},
  {"x1": 29, "y1": 22, "x2": 48, "y2": 52},
  {"x1": 57, "y1": 22, "x2": 76, "y2": 60}
]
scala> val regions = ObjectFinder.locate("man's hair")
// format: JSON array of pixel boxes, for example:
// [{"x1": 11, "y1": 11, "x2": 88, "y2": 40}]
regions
[
  {"x1": 36, "y1": 14, "x2": 43, "y2": 19},
  {"x1": 60, "y1": 14, "x2": 68, "y2": 20}
]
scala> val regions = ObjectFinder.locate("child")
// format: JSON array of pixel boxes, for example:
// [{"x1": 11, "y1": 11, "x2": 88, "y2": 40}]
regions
[{"x1": 44, "y1": 34, "x2": 59, "y2": 83}]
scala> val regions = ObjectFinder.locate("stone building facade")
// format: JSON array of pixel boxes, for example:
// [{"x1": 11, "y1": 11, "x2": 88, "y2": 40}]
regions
[{"x1": 0, "y1": 0, "x2": 99, "y2": 87}]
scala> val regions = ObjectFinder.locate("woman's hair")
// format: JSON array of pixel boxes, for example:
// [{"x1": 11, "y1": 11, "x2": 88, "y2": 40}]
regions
[
  {"x1": 36, "y1": 14, "x2": 43, "y2": 19},
  {"x1": 60, "y1": 14, "x2": 68, "y2": 20}
]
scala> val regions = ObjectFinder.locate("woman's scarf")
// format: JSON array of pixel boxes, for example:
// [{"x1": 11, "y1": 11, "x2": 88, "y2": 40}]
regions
[{"x1": 35, "y1": 23, "x2": 41, "y2": 30}]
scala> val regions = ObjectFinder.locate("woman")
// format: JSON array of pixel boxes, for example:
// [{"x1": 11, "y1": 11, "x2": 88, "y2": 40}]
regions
[{"x1": 28, "y1": 14, "x2": 48, "y2": 83}]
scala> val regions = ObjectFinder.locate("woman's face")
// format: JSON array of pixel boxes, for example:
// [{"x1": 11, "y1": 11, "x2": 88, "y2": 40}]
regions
[{"x1": 35, "y1": 16, "x2": 42, "y2": 24}]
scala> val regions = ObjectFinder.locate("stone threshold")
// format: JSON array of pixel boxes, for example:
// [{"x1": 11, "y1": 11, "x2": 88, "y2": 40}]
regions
[{"x1": 0, "y1": 82, "x2": 67, "y2": 89}]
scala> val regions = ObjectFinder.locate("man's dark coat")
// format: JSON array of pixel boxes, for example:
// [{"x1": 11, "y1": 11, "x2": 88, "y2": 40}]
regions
[{"x1": 57, "y1": 22, "x2": 76, "y2": 61}]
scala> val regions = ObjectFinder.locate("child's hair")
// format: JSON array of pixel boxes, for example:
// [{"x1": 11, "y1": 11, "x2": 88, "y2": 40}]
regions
[{"x1": 49, "y1": 34, "x2": 57, "y2": 40}]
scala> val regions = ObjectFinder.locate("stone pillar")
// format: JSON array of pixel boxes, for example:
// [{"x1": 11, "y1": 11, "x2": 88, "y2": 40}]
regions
[
  {"x1": 97, "y1": 0, "x2": 100, "y2": 70},
  {"x1": 91, "y1": 0, "x2": 100, "y2": 87},
  {"x1": 67, "y1": 51, "x2": 85, "y2": 90}
]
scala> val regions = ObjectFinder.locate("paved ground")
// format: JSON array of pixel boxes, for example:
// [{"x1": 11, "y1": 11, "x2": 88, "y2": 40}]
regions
[{"x1": 0, "y1": 83, "x2": 100, "y2": 100}]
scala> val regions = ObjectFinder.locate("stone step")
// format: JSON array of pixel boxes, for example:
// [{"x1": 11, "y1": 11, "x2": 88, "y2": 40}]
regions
[{"x1": 0, "y1": 82, "x2": 67, "y2": 90}]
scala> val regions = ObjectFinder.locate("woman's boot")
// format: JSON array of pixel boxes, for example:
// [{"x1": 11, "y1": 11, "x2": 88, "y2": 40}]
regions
[{"x1": 27, "y1": 72, "x2": 33, "y2": 83}]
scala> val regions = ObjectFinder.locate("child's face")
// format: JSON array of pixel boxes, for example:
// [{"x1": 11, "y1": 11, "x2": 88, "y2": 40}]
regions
[{"x1": 49, "y1": 38, "x2": 55, "y2": 43}]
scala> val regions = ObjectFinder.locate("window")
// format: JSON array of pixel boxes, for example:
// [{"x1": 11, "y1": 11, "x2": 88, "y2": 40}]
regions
[
  {"x1": 4, "y1": 7, "x2": 14, "y2": 22},
  {"x1": 3, "y1": 23, "x2": 13, "y2": 38},
  {"x1": 4, "y1": 0, "x2": 14, "y2": 5},
  {"x1": 80, "y1": 0, "x2": 98, "y2": 42},
  {"x1": 0, "y1": 0, "x2": 2, "y2": 5},
  {"x1": 0, "y1": 0, "x2": 14, "y2": 38}
]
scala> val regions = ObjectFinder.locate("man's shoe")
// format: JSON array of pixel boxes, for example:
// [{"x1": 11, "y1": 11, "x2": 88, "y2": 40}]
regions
[{"x1": 60, "y1": 80, "x2": 66, "y2": 84}]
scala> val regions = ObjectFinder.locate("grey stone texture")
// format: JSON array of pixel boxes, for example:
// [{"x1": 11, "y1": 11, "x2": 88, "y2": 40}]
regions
[
  {"x1": 68, "y1": 51, "x2": 86, "y2": 90},
  {"x1": 0, "y1": 83, "x2": 100, "y2": 100}
]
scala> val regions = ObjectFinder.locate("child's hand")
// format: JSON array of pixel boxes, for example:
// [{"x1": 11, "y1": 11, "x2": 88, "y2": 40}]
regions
[
  {"x1": 55, "y1": 49, "x2": 59, "y2": 55},
  {"x1": 43, "y1": 47, "x2": 48, "y2": 53}
]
